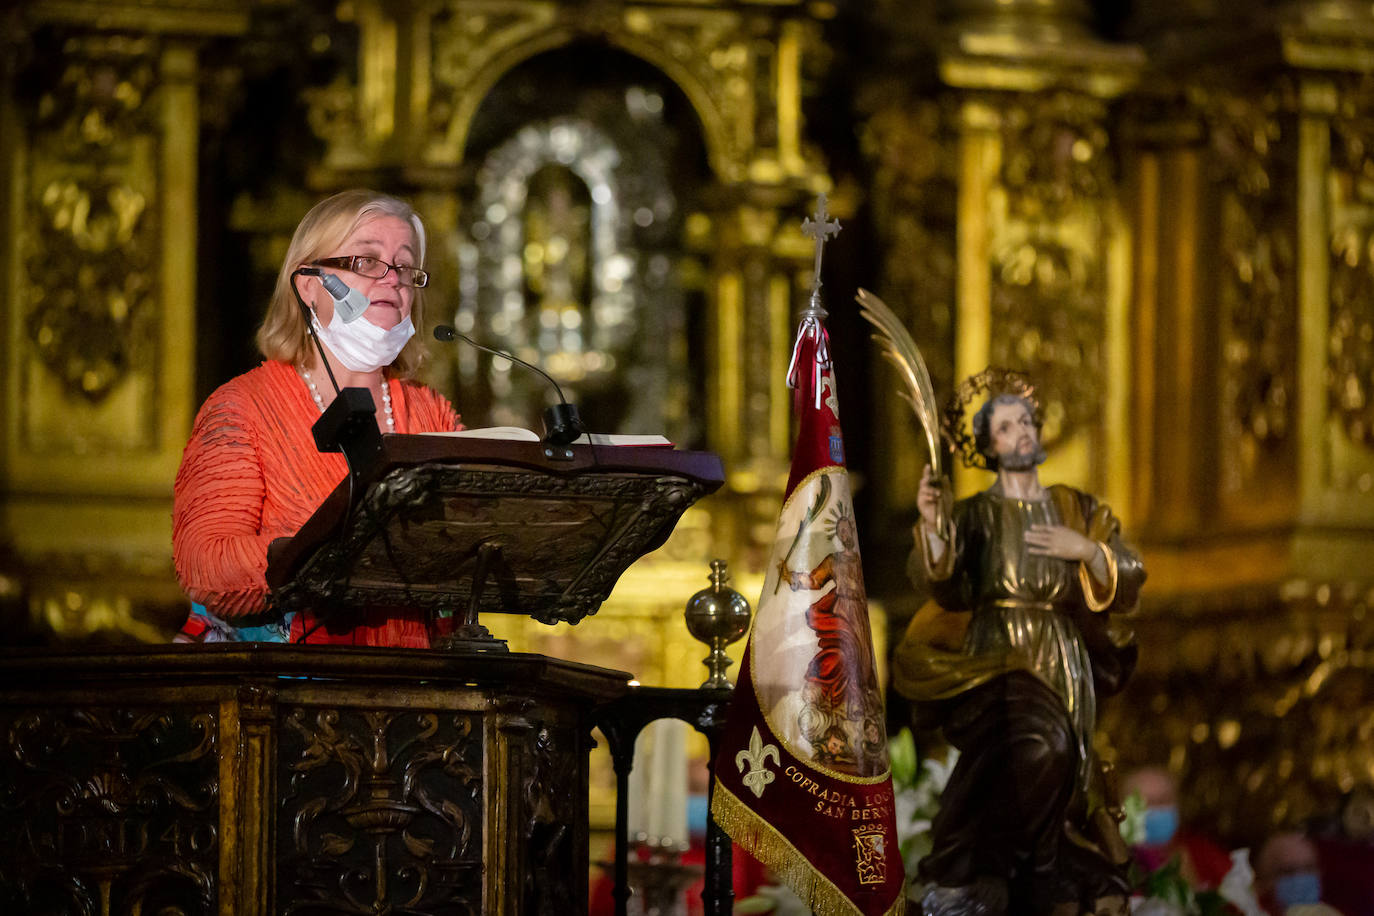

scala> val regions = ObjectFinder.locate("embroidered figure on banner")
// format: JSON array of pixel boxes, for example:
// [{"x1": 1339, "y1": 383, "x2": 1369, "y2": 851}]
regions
[
  {"x1": 853, "y1": 825, "x2": 889, "y2": 886},
  {"x1": 779, "y1": 496, "x2": 887, "y2": 778},
  {"x1": 736, "y1": 725, "x2": 781, "y2": 798}
]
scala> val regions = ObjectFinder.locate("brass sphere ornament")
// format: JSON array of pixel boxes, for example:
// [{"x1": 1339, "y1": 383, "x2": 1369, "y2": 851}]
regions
[{"x1": 683, "y1": 559, "x2": 752, "y2": 689}]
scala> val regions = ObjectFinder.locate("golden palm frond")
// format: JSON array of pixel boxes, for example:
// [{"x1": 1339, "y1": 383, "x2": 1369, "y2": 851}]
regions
[{"x1": 855, "y1": 287, "x2": 943, "y2": 478}]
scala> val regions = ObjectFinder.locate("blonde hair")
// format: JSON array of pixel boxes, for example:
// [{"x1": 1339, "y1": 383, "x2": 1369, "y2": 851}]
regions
[{"x1": 256, "y1": 189, "x2": 431, "y2": 377}]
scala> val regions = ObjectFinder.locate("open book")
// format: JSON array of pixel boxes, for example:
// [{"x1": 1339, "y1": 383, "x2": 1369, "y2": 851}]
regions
[{"x1": 431, "y1": 427, "x2": 673, "y2": 448}]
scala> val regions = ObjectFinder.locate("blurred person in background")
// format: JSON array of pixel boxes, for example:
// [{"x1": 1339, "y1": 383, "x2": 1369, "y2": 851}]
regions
[
  {"x1": 1253, "y1": 830, "x2": 1341, "y2": 916},
  {"x1": 1122, "y1": 765, "x2": 1233, "y2": 890}
]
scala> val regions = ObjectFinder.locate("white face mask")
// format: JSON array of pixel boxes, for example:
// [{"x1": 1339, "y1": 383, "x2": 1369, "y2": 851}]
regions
[{"x1": 312, "y1": 309, "x2": 415, "y2": 373}]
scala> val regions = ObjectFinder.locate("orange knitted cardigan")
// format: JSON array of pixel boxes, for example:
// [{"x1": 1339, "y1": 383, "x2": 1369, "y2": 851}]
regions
[{"x1": 172, "y1": 360, "x2": 461, "y2": 647}]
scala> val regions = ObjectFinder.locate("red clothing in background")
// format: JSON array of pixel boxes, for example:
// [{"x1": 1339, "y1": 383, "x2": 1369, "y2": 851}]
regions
[
  {"x1": 1316, "y1": 836, "x2": 1374, "y2": 916},
  {"x1": 1134, "y1": 830, "x2": 1234, "y2": 890}
]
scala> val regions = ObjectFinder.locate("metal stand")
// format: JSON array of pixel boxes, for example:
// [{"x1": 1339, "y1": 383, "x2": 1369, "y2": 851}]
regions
[
  {"x1": 432, "y1": 541, "x2": 508, "y2": 651},
  {"x1": 595, "y1": 686, "x2": 734, "y2": 916}
]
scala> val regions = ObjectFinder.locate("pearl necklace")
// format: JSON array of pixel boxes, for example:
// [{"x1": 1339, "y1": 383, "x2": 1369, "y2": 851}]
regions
[{"x1": 299, "y1": 368, "x2": 395, "y2": 431}]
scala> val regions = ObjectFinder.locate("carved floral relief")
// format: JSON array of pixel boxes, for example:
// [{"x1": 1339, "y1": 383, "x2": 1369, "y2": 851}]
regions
[
  {"x1": 277, "y1": 705, "x2": 485, "y2": 914},
  {"x1": 0, "y1": 706, "x2": 218, "y2": 914},
  {"x1": 1328, "y1": 72, "x2": 1374, "y2": 453},
  {"x1": 992, "y1": 92, "x2": 1112, "y2": 449},
  {"x1": 21, "y1": 35, "x2": 160, "y2": 404},
  {"x1": 1198, "y1": 85, "x2": 1299, "y2": 495}
]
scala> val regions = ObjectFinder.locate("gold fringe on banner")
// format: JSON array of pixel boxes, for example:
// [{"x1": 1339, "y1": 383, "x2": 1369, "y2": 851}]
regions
[{"x1": 711, "y1": 782, "x2": 907, "y2": 916}]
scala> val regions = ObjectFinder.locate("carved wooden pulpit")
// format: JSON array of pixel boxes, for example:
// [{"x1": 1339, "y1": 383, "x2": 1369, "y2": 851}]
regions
[{"x1": 0, "y1": 434, "x2": 725, "y2": 915}]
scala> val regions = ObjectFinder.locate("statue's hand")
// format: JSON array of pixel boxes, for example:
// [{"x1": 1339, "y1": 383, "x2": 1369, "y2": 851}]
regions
[
  {"x1": 1025, "y1": 524, "x2": 1099, "y2": 564},
  {"x1": 917, "y1": 465, "x2": 945, "y2": 531}
]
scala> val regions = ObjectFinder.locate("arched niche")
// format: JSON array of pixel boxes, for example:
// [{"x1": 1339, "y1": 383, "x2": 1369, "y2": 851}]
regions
[{"x1": 444, "y1": 43, "x2": 712, "y2": 446}]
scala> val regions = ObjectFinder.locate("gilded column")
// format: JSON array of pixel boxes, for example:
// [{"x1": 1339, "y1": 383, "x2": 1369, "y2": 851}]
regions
[
  {"x1": 934, "y1": 1, "x2": 1142, "y2": 508},
  {"x1": 1104, "y1": 1, "x2": 1374, "y2": 843},
  {"x1": 0, "y1": 3, "x2": 249, "y2": 640},
  {"x1": 695, "y1": 192, "x2": 817, "y2": 567}
]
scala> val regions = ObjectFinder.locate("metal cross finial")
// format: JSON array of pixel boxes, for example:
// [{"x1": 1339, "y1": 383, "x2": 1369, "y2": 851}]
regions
[{"x1": 800, "y1": 193, "x2": 841, "y2": 318}]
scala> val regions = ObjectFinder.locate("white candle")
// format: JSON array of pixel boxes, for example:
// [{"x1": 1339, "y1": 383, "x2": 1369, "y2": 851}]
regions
[
  {"x1": 643, "y1": 718, "x2": 688, "y2": 850},
  {"x1": 628, "y1": 727, "x2": 650, "y2": 841}
]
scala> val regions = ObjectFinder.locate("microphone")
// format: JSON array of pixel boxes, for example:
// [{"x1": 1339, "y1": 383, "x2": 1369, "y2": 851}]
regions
[
  {"x1": 433, "y1": 324, "x2": 584, "y2": 446},
  {"x1": 296, "y1": 267, "x2": 369, "y2": 323}
]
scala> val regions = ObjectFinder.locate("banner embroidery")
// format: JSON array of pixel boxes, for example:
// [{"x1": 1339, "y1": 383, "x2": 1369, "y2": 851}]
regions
[
  {"x1": 736, "y1": 725, "x2": 781, "y2": 798},
  {"x1": 853, "y1": 825, "x2": 888, "y2": 886}
]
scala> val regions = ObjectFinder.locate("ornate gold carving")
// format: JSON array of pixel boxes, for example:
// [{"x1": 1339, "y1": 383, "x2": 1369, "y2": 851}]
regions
[
  {"x1": 1000, "y1": 94, "x2": 1113, "y2": 219},
  {"x1": 857, "y1": 94, "x2": 958, "y2": 515},
  {"x1": 609, "y1": 9, "x2": 757, "y2": 181},
  {"x1": 942, "y1": 0, "x2": 1095, "y2": 39},
  {"x1": 426, "y1": 3, "x2": 557, "y2": 155},
  {"x1": 992, "y1": 92, "x2": 1112, "y2": 447},
  {"x1": 24, "y1": 0, "x2": 249, "y2": 36},
  {"x1": 415, "y1": 2, "x2": 810, "y2": 182},
  {"x1": 860, "y1": 96, "x2": 958, "y2": 396},
  {"x1": 22, "y1": 35, "x2": 159, "y2": 404},
  {"x1": 1103, "y1": 583, "x2": 1374, "y2": 844},
  {"x1": 1198, "y1": 85, "x2": 1299, "y2": 492},
  {"x1": 33, "y1": 580, "x2": 179, "y2": 644},
  {"x1": 303, "y1": 73, "x2": 366, "y2": 167},
  {"x1": 1328, "y1": 72, "x2": 1374, "y2": 448}
]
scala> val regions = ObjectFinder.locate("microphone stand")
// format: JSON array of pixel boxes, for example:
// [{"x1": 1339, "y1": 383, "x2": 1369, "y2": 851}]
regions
[
  {"x1": 288, "y1": 269, "x2": 390, "y2": 645},
  {"x1": 432, "y1": 324, "x2": 584, "y2": 446}
]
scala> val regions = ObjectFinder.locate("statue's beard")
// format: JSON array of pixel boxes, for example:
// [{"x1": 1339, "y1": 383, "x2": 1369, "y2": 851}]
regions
[{"x1": 997, "y1": 444, "x2": 1046, "y2": 471}]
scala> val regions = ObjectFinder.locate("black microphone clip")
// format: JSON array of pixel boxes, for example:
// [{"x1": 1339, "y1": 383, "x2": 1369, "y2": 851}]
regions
[{"x1": 541, "y1": 402, "x2": 583, "y2": 447}]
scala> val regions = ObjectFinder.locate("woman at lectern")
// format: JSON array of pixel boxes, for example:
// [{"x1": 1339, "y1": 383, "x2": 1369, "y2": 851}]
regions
[{"x1": 172, "y1": 189, "x2": 461, "y2": 647}]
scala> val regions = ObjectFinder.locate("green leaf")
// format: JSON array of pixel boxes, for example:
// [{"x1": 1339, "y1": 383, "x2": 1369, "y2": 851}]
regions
[{"x1": 889, "y1": 727, "x2": 918, "y2": 786}]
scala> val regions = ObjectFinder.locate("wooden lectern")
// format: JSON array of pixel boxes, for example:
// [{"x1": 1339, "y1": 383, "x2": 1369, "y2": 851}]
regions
[
  {"x1": 0, "y1": 434, "x2": 726, "y2": 915},
  {"x1": 266, "y1": 433, "x2": 725, "y2": 640}
]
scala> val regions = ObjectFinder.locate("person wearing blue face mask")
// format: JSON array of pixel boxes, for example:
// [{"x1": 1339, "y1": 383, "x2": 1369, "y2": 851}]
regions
[
  {"x1": 1143, "y1": 803, "x2": 1181, "y2": 848},
  {"x1": 1122, "y1": 765, "x2": 1234, "y2": 891},
  {"x1": 1255, "y1": 831, "x2": 1342, "y2": 915}
]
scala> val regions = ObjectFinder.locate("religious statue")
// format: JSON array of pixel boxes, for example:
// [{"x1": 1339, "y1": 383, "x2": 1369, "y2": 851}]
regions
[{"x1": 891, "y1": 368, "x2": 1144, "y2": 916}]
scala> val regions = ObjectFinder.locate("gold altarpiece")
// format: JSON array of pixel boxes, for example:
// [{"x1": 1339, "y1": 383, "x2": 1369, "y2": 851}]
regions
[
  {"x1": 859, "y1": 0, "x2": 1374, "y2": 844},
  {"x1": 2, "y1": 0, "x2": 1374, "y2": 852}
]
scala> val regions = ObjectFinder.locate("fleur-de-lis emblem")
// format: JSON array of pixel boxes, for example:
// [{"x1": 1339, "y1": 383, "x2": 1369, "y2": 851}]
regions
[{"x1": 735, "y1": 726, "x2": 781, "y2": 798}]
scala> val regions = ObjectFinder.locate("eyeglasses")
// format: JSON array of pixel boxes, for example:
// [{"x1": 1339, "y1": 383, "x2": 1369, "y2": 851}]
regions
[{"x1": 311, "y1": 255, "x2": 429, "y2": 288}]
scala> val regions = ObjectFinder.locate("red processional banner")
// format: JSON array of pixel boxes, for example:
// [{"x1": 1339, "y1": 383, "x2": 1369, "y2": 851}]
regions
[{"x1": 710, "y1": 312, "x2": 906, "y2": 915}]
